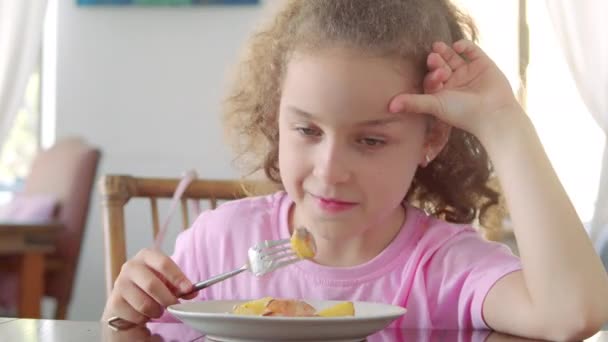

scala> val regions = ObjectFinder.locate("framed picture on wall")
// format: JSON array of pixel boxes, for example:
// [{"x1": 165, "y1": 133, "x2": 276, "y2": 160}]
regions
[{"x1": 77, "y1": 0, "x2": 259, "y2": 5}]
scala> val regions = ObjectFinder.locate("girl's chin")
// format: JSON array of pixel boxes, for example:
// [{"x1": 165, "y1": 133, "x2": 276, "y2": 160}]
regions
[
  {"x1": 306, "y1": 221, "x2": 364, "y2": 241},
  {"x1": 291, "y1": 200, "x2": 363, "y2": 233}
]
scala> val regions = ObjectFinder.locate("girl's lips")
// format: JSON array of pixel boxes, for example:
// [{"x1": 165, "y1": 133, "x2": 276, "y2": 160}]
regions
[{"x1": 312, "y1": 195, "x2": 357, "y2": 213}]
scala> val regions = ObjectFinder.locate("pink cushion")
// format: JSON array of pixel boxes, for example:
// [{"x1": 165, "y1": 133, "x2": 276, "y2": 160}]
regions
[{"x1": 0, "y1": 194, "x2": 58, "y2": 222}]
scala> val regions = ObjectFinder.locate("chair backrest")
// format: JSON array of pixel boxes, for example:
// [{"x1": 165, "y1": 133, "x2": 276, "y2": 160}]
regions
[
  {"x1": 99, "y1": 174, "x2": 273, "y2": 297},
  {"x1": 23, "y1": 137, "x2": 101, "y2": 310}
]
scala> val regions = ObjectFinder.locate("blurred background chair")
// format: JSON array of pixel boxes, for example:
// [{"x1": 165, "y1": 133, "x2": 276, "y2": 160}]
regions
[
  {"x1": 99, "y1": 174, "x2": 274, "y2": 298},
  {"x1": 0, "y1": 137, "x2": 101, "y2": 319}
]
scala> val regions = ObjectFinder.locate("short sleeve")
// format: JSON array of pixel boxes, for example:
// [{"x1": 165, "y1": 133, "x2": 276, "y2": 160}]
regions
[{"x1": 424, "y1": 228, "x2": 522, "y2": 329}]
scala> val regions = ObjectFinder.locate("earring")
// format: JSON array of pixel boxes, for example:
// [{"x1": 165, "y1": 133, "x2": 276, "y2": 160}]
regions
[{"x1": 421, "y1": 154, "x2": 432, "y2": 168}]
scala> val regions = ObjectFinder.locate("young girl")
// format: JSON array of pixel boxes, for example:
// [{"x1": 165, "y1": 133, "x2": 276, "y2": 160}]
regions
[{"x1": 102, "y1": 0, "x2": 608, "y2": 339}]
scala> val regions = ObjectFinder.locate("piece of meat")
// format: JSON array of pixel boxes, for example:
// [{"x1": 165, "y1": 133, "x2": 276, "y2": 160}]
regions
[{"x1": 262, "y1": 299, "x2": 317, "y2": 317}]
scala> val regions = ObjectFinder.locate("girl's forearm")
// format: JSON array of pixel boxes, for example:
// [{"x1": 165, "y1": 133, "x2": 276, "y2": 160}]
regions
[{"x1": 480, "y1": 108, "x2": 608, "y2": 321}]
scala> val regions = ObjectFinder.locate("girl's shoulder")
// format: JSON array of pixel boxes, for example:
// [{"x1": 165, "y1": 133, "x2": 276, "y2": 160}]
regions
[
  {"x1": 415, "y1": 213, "x2": 520, "y2": 285},
  {"x1": 410, "y1": 207, "x2": 516, "y2": 262},
  {"x1": 420, "y1": 213, "x2": 479, "y2": 244},
  {"x1": 187, "y1": 190, "x2": 287, "y2": 237},
  {"x1": 169, "y1": 192, "x2": 289, "y2": 299}
]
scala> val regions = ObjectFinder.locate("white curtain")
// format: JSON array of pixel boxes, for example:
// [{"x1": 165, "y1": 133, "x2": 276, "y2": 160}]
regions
[
  {"x1": 0, "y1": 0, "x2": 48, "y2": 146},
  {"x1": 546, "y1": 0, "x2": 608, "y2": 242}
]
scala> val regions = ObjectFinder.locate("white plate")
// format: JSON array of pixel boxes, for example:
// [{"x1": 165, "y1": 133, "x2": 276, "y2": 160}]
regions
[{"x1": 168, "y1": 300, "x2": 406, "y2": 342}]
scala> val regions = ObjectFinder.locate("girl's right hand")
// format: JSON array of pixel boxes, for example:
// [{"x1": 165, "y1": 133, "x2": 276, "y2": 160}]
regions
[{"x1": 101, "y1": 248, "x2": 196, "y2": 324}]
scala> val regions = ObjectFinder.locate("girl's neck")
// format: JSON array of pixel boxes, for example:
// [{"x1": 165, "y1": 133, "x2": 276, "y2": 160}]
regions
[{"x1": 289, "y1": 204, "x2": 407, "y2": 267}]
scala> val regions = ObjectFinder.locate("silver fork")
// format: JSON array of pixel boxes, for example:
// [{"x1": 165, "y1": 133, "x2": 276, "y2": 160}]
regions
[{"x1": 107, "y1": 227, "x2": 315, "y2": 330}]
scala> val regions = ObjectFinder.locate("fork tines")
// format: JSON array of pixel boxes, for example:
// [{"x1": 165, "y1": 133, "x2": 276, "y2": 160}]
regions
[{"x1": 253, "y1": 238, "x2": 300, "y2": 273}]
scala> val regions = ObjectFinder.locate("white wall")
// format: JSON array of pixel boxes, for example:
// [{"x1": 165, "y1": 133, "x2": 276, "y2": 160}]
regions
[{"x1": 49, "y1": 0, "x2": 273, "y2": 320}]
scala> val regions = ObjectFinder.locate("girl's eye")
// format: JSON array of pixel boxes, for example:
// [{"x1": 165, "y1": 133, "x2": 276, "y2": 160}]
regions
[
  {"x1": 358, "y1": 137, "x2": 386, "y2": 147},
  {"x1": 296, "y1": 127, "x2": 321, "y2": 137}
]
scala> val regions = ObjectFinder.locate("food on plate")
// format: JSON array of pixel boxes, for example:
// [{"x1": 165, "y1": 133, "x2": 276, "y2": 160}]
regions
[
  {"x1": 263, "y1": 299, "x2": 317, "y2": 317},
  {"x1": 232, "y1": 298, "x2": 355, "y2": 317},
  {"x1": 316, "y1": 301, "x2": 355, "y2": 317},
  {"x1": 232, "y1": 296, "x2": 273, "y2": 315}
]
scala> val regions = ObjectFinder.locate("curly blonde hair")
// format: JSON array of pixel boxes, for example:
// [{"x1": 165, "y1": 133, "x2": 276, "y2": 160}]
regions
[{"x1": 223, "y1": 0, "x2": 503, "y2": 231}]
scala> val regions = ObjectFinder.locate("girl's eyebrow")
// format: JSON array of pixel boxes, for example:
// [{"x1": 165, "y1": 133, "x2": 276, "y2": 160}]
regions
[
  {"x1": 286, "y1": 105, "x2": 404, "y2": 127},
  {"x1": 356, "y1": 116, "x2": 404, "y2": 127}
]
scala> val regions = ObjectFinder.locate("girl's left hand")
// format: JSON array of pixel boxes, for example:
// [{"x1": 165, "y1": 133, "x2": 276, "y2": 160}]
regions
[{"x1": 389, "y1": 39, "x2": 523, "y2": 140}]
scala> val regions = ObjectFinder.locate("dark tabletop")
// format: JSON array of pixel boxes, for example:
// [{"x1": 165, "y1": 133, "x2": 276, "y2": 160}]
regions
[{"x1": 1, "y1": 318, "x2": 606, "y2": 341}]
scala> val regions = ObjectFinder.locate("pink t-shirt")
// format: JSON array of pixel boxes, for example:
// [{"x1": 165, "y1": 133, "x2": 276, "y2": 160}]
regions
[{"x1": 159, "y1": 191, "x2": 521, "y2": 329}]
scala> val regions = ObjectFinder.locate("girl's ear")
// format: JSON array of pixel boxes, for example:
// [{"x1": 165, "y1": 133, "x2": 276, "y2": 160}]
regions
[{"x1": 420, "y1": 119, "x2": 451, "y2": 167}]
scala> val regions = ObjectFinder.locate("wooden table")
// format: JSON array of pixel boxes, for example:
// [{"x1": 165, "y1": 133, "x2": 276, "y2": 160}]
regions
[
  {"x1": 0, "y1": 222, "x2": 61, "y2": 318},
  {"x1": 1, "y1": 318, "x2": 607, "y2": 341}
]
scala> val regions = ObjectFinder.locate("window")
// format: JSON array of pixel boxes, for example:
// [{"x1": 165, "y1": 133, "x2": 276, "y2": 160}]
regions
[
  {"x1": 455, "y1": 0, "x2": 602, "y2": 223},
  {"x1": 525, "y1": 1, "x2": 603, "y2": 223},
  {"x1": 0, "y1": 69, "x2": 41, "y2": 200}
]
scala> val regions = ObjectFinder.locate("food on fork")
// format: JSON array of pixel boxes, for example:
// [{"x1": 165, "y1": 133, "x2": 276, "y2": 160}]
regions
[
  {"x1": 232, "y1": 298, "x2": 355, "y2": 317},
  {"x1": 291, "y1": 227, "x2": 316, "y2": 259}
]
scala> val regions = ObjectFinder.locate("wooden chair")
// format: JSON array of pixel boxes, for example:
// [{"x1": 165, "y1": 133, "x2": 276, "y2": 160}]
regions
[
  {"x1": 0, "y1": 137, "x2": 101, "y2": 319},
  {"x1": 99, "y1": 174, "x2": 274, "y2": 297}
]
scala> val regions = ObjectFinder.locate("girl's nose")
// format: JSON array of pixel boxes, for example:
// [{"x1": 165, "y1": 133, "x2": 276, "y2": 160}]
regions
[{"x1": 312, "y1": 141, "x2": 351, "y2": 185}]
